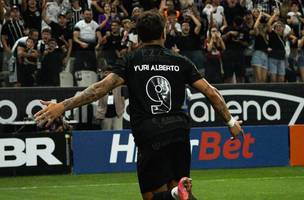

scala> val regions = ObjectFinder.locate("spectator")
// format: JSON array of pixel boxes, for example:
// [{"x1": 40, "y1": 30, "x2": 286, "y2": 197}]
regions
[
  {"x1": 3, "y1": 0, "x2": 303, "y2": 85},
  {"x1": 0, "y1": 0, "x2": 5, "y2": 86},
  {"x1": 223, "y1": 0, "x2": 246, "y2": 26},
  {"x1": 167, "y1": 8, "x2": 182, "y2": 34},
  {"x1": 1, "y1": 5, "x2": 25, "y2": 73},
  {"x1": 165, "y1": 9, "x2": 182, "y2": 49},
  {"x1": 73, "y1": 8, "x2": 100, "y2": 73},
  {"x1": 179, "y1": 0, "x2": 195, "y2": 11},
  {"x1": 90, "y1": 0, "x2": 104, "y2": 22},
  {"x1": 163, "y1": 0, "x2": 180, "y2": 15},
  {"x1": 286, "y1": 1, "x2": 303, "y2": 37},
  {"x1": 10, "y1": 28, "x2": 39, "y2": 86},
  {"x1": 98, "y1": 2, "x2": 119, "y2": 34},
  {"x1": 98, "y1": 20, "x2": 127, "y2": 65},
  {"x1": 129, "y1": 0, "x2": 141, "y2": 12},
  {"x1": 267, "y1": 8, "x2": 287, "y2": 82},
  {"x1": 252, "y1": 0, "x2": 278, "y2": 14},
  {"x1": 298, "y1": 28, "x2": 304, "y2": 82},
  {"x1": 242, "y1": 10, "x2": 255, "y2": 82},
  {"x1": 243, "y1": 0, "x2": 253, "y2": 10},
  {"x1": 1, "y1": 0, "x2": 9, "y2": 13},
  {"x1": 10, "y1": 28, "x2": 39, "y2": 56},
  {"x1": 203, "y1": 0, "x2": 227, "y2": 31},
  {"x1": 204, "y1": 26, "x2": 225, "y2": 83},
  {"x1": 279, "y1": 0, "x2": 291, "y2": 21},
  {"x1": 130, "y1": 6, "x2": 142, "y2": 22},
  {"x1": 16, "y1": 37, "x2": 39, "y2": 86},
  {"x1": 61, "y1": 0, "x2": 72, "y2": 13},
  {"x1": 78, "y1": 0, "x2": 90, "y2": 9},
  {"x1": 69, "y1": 0, "x2": 84, "y2": 27},
  {"x1": 39, "y1": 38, "x2": 63, "y2": 86},
  {"x1": 42, "y1": 9, "x2": 73, "y2": 67},
  {"x1": 120, "y1": 0, "x2": 135, "y2": 15},
  {"x1": 251, "y1": 7, "x2": 260, "y2": 20},
  {"x1": 222, "y1": 16, "x2": 248, "y2": 83},
  {"x1": 251, "y1": 11, "x2": 269, "y2": 82},
  {"x1": 175, "y1": 8, "x2": 204, "y2": 72},
  {"x1": 37, "y1": 28, "x2": 52, "y2": 56},
  {"x1": 23, "y1": 0, "x2": 42, "y2": 31},
  {"x1": 120, "y1": 18, "x2": 131, "y2": 47},
  {"x1": 36, "y1": 28, "x2": 52, "y2": 82},
  {"x1": 96, "y1": 65, "x2": 125, "y2": 130},
  {"x1": 111, "y1": 0, "x2": 129, "y2": 19},
  {"x1": 41, "y1": 0, "x2": 61, "y2": 30},
  {"x1": 126, "y1": 7, "x2": 143, "y2": 51}
]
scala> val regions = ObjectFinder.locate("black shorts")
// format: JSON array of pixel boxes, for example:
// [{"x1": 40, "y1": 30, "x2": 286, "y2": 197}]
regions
[{"x1": 136, "y1": 129, "x2": 191, "y2": 193}]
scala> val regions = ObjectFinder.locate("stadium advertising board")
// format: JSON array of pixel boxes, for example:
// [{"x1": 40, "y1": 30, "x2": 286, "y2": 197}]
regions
[
  {"x1": 187, "y1": 84, "x2": 304, "y2": 127},
  {"x1": 0, "y1": 84, "x2": 303, "y2": 128},
  {"x1": 0, "y1": 132, "x2": 70, "y2": 176},
  {"x1": 0, "y1": 87, "x2": 95, "y2": 126},
  {"x1": 72, "y1": 125, "x2": 289, "y2": 174},
  {"x1": 289, "y1": 125, "x2": 304, "y2": 166}
]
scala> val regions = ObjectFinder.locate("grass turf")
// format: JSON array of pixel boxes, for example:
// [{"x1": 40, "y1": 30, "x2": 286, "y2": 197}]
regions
[{"x1": 0, "y1": 166, "x2": 303, "y2": 200}]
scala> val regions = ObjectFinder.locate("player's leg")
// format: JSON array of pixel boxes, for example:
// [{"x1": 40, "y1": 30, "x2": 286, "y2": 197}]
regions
[
  {"x1": 137, "y1": 142, "x2": 175, "y2": 200},
  {"x1": 142, "y1": 184, "x2": 174, "y2": 200},
  {"x1": 142, "y1": 178, "x2": 196, "y2": 200},
  {"x1": 169, "y1": 136, "x2": 197, "y2": 200},
  {"x1": 154, "y1": 135, "x2": 197, "y2": 200}
]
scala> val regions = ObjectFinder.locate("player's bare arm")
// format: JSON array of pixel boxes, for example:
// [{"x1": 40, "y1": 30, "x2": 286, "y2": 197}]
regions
[
  {"x1": 34, "y1": 73, "x2": 124, "y2": 127},
  {"x1": 192, "y1": 78, "x2": 244, "y2": 138}
]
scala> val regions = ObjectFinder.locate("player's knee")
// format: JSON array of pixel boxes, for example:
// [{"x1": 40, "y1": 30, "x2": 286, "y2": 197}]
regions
[
  {"x1": 167, "y1": 180, "x2": 178, "y2": 190},
  {"x1": 142, "y1": 192, "x2": 154, "y2": 200}
]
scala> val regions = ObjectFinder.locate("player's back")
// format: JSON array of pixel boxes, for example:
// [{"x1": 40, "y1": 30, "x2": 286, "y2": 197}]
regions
[{"x1": 125, "y1": 45, "x2": 199, "y2": 116}]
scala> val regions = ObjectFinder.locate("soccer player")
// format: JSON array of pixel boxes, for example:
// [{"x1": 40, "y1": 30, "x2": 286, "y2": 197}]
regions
[{"x1": 35, "y1": 10, "x2": 243, "y2": 200}]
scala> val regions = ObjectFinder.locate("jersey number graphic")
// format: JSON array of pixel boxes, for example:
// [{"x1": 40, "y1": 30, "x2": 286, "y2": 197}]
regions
[{"x1": 146, "y1": 76, "x2": 172, "y2": 114}]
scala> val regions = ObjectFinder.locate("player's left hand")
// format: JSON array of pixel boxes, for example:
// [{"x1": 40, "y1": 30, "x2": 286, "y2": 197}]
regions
[
  {"x1": 34, "y1": 100, "x2": 65, "y2": 128},
  {"x1": 229, "y1": 120, "x2": 244, "y2": 140}
]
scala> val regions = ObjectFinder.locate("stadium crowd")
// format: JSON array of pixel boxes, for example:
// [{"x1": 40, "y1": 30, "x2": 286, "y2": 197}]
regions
[{"x1": 1, "y1": 0, "x2": 304, "y2": 88}]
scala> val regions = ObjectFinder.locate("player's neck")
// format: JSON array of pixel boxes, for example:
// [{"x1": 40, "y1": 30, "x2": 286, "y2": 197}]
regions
[{"x1": 142, "y1": 39, "x2": 164, "y2": 47}]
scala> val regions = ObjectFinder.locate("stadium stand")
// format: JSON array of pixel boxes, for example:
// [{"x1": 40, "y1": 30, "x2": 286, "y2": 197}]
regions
[{"x1": 1, "y1": 0, "x2": 304, "y2": 88}]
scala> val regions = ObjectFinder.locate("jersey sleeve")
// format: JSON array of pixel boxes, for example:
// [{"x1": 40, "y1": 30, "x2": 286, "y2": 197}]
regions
[
  {"x1": 184, "y1": 57, "x2": 203, "y2": 84},
  {"x1": 112, "y1": 55, "x2": 128, "y2": 83}
]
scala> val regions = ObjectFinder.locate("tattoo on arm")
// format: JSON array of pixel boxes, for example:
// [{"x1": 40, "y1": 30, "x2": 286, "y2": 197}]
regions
[
  {"x1": 204, "y1": 85, "x2": 231, "y2": 123},
  {"x1": 62, "y1": 73, "x2": 123, "y2": 111}
]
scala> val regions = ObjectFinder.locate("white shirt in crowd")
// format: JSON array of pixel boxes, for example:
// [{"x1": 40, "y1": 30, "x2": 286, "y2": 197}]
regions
[
  {"x1": 41, "y1": 1, "x2": 61, "y2": 31},
  {"x1": 74, "y1": 20, "x2": 99, "y2": 43},
  {"x1": 203, "y1": 4, "x2": 225, "y2": 29},
  {"x1": 11, "y1": 36, "x2": 28, "y2": 53},
  {"x1": 287, "y1": 11, "x2": 302, "y2": 25}
]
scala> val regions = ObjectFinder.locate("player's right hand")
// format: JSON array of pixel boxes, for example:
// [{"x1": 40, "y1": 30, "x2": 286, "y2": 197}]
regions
[
  {"x1": 34, "y1": 100, "x2": 65, "y2": 128},
  {"x1": 229, "y1": 120, "x2": 244, "y2": 140}
]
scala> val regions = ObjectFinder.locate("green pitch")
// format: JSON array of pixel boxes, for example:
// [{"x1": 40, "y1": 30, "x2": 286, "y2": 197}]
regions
[{"x1": 0, "y1": 167, "x2": 303, "y2": 200}]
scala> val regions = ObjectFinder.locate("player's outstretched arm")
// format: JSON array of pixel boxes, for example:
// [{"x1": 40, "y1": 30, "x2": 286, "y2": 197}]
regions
[
  {"x1": 191, "y1": 78, "x2": 244, "y2": 139},
  {"x1": 34, "y1": 73, "x2": 124, "y2": 128}
]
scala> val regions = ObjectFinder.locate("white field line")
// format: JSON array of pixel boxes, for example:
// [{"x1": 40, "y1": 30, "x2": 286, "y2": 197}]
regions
[{"x1": 0, "y1": 176, "x2": 303, "y2": 191}]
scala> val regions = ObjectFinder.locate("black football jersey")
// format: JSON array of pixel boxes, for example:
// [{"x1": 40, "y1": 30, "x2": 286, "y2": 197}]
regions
[{"x1": 113, "y1": 45, "x2": 202, "y2": 127}]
